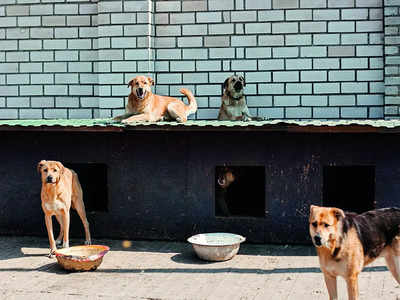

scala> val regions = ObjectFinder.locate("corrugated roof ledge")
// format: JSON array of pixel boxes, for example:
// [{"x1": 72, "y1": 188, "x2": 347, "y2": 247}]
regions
[{"x1": 0, "y1": 119, "x2": 400, "y2": 132}]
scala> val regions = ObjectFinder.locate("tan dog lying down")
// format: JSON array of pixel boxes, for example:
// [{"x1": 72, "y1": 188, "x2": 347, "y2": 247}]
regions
[
  {"x1": 37, "y1": 160, "x2": 91, "y2": 256},
  {"x1": 114, "y1": 75, "x2": 197, "y2": 123}
]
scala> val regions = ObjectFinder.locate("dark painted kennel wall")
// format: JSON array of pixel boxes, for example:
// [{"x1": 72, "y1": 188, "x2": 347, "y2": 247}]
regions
[{"x1": 1, "y1": 129, "x2": 400, "y2": 244}]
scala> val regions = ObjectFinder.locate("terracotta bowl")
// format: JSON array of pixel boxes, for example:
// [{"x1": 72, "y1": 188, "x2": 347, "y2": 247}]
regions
[
  {"x1": 54, "y1": 245, "x2": 109, "y2": 271},
  {"x1": 187, "y1": 233, "x2": 246, "y2": 262}
]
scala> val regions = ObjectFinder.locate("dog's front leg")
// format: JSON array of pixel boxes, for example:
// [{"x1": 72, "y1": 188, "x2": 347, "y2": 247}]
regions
[
  {"x1": 241, "y1": 106, "x2": 252, "y2": 121},
  {"x1": 323, "y1": 272, "x2": 338, "y2": 300},
  {"x1": 113, "y1": 112, "x2": 135, "y2": 121},
  {"x1": 121, "y1": 113, "x2": 153, "y2": 123},
  {"x1": 45, "y1": 215, "x2": 57, "y2": 256},
  {"x1": 241, "y1": 113, "x2": 251, "y2": 122},
  {"x1": 61, "y1": 211, "x2": 70, "y2": 248},
  {"x1": 345, "y1": 274, "x2": 359, "y2": 300},
  {"x1": 55, "y1": 214, "x2": 64, "y2": 246},
  {"x1": 384, "y1": 253, "x2": 400, "y2": 284}
]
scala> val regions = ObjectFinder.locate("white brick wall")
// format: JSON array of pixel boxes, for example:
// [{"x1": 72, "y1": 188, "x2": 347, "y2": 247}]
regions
[
  {"x1": 0, "y1": 0, "x2": 388, "y2": 120},
  {"x1": 384, "y1": 0, "x2": 400, "y2": 118}
]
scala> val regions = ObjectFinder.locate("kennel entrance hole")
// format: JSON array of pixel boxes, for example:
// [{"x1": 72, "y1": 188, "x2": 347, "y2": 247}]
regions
[
  {"x1": 64, "y1": 163, "x2": 108, "y2": 212},
  {"x1": 215, "y1": 166, "x2": 265, "y2": 218},
  {"x1": 323, "y1": 166, "x2": 375, "y2": 214}
]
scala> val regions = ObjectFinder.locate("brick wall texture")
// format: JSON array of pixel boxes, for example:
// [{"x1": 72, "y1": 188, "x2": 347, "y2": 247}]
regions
[
  {"x1": 0, "y1": 0, "x2": 397, "y2": 120},
  {"x1": 384, "y1": 0, "x2": 400, "y2": 118}
]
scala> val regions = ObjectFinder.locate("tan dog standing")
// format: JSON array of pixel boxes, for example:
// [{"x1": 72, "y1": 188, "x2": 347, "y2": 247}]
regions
[
  {"x1": 309, "y1": 205, "x2": 400, "y2": 300},
  {"x1": 38, "y1": 160, "x2": 91, "y2": 256},
  {"x1": 114, "y1": 75, "x2": 197, "y2": 123},
  {"x1": 218, "y1": 75, "x2": 262, "y2": 121}
]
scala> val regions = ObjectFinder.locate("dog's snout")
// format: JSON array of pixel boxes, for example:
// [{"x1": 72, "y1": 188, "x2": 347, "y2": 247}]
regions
[
  {"x1": 217, "y1": 177, "x2": 226, "y2": 187},
  {"x1": 137, "y1": 87, "x2": 144, "y2": 98},
  {"x1": 314, "y1": 235, "x2": 322, "y2": 246},
  {"x1": 46, "y1": 176, "x2": 53, "y2": 183},
  {"x1": 234, "y1": 81, "x2": 243, "y2": 91}
]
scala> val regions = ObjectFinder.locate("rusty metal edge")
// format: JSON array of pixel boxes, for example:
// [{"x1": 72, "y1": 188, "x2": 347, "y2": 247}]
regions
[{"x1": 0, "y1": 125, "x2": 124, "y2": 133}]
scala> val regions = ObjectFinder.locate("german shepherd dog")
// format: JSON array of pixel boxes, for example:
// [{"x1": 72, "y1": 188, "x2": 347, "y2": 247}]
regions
[{"x1": 309, "y1": 205, "x2": 400, "y2": 300}]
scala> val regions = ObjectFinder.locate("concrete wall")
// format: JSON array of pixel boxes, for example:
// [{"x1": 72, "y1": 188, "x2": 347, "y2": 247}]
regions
[{"x1": 0, "y1": 0, "x2": 392, "y2": 120}]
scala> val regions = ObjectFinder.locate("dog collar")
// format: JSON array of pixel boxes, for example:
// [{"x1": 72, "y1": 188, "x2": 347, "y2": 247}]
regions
[{"x1": 225, "y1": 90, "x2": 242, "y2": 101}]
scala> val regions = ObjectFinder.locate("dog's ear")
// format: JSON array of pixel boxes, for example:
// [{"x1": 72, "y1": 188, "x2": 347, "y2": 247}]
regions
[
  {"x1": 223, "y1": 78, "x2": 229, "y2": 90},
  {"x1": 239, "y1": 76, "x2": 246, "y2": 87},
  {"x1": 147, "y1": 77, "x2": 155, "y2": 86},
  {"x1": 222, "y1": 77, "x2": 230, "y2": 95},
  {"x1": 309, "y1": 205, "x2": 318, "y2": 222},
  {"x1": 37, "y1": 160, "x2": 46, "y2": 174},
  {"x1": 127, "y1": 79, "x2": 134, "y2": 88},
  {"x1": 332, "y1": 208, "x2": 345, "y2": 221},
  {"x1": 55, "y1": 161, "x2": 65, "y2": 175}
]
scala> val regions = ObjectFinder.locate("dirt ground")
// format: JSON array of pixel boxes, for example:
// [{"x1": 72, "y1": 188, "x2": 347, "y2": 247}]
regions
[{"x1": 0, "y1": 236, "x2": 399, "y2": 299}]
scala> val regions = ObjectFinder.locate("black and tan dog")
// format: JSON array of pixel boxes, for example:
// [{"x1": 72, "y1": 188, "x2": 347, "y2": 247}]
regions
[
  {"x1": 309, "y1": 205, "x2": 400, "y2": 300},
  {"x1": 218, "y1": 75, "x2": 263, "y2": 121}
]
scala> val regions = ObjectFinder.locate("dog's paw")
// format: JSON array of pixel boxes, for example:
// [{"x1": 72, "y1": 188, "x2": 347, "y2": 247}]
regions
[
  {"x1": 112, "y1": 116, "x2": 123, "y2": 121},
  {"x1": 251, "y1": 116, "x2": 266, "y2": 121},
  {"x1": 84, "y1": 240, "x2": 92, "y2": 245},
  {"x1": 56, "y1": 239, "x2": 62, "y2": 246},
  {"x1": 47, "y1": 250, "x2": 56, "y2": 258}
]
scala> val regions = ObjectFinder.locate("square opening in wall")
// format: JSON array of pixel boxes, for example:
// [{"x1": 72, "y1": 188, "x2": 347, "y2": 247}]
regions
[
  {"x1": 215, "y1": 166, "x2": 265, "y2": 218},
  {"x1": 323, "y1": 165, "x2": 375, "y2": 214},
  {"x1": 64, "y1": 163, "x2": 108, "y2": 212}
]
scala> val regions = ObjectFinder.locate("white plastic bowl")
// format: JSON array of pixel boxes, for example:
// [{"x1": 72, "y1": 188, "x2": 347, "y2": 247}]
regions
[{"x1": 187, "y1": 233, "x2": 246, "y2": 262}]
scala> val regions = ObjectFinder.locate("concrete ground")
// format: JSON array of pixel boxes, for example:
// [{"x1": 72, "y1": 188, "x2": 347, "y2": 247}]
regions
[{"x1": 0, "y1": 236, "x2": 399, "y2": 300}]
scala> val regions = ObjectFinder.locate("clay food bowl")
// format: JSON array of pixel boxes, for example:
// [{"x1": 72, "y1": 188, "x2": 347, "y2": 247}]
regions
[
  {"x1": 187, "y1": 233, "x2": 246, "y2": 262},
  {"x1": 54, "y1": 245, "x2": 110, "y2": 271}
]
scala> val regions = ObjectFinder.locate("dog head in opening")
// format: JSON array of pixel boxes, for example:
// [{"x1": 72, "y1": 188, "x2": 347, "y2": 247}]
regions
[
  {"x1": 217, "y1": 167, "x2": 236, "y2": 189},
  {"x1": 128, "y1": 75, "x2": 155, "y2": 100},
  {"x1": 37, "y1": 160, "x2": 65, "y2": 184},
  {"x1": 223, "y1": 75, "x2": 246, "y2": 100},
  {"x1": 309, "y1": 205, "x2": 345, "y2": 249}
]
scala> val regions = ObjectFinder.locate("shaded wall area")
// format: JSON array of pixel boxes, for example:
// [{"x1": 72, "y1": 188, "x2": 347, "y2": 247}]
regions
[{"x1": 1, "y1": 129, "x2": 400, "y2": 244}]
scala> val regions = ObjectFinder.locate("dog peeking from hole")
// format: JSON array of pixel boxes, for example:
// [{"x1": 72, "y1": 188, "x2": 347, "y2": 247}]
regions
[{"x1": 215, "y1": 166, "x2": 265, "y2": 217}]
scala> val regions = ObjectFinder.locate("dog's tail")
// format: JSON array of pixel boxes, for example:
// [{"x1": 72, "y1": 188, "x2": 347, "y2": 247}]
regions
[{"x1": 180, "y1": 88, "x2": 197, "y2": 117}]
